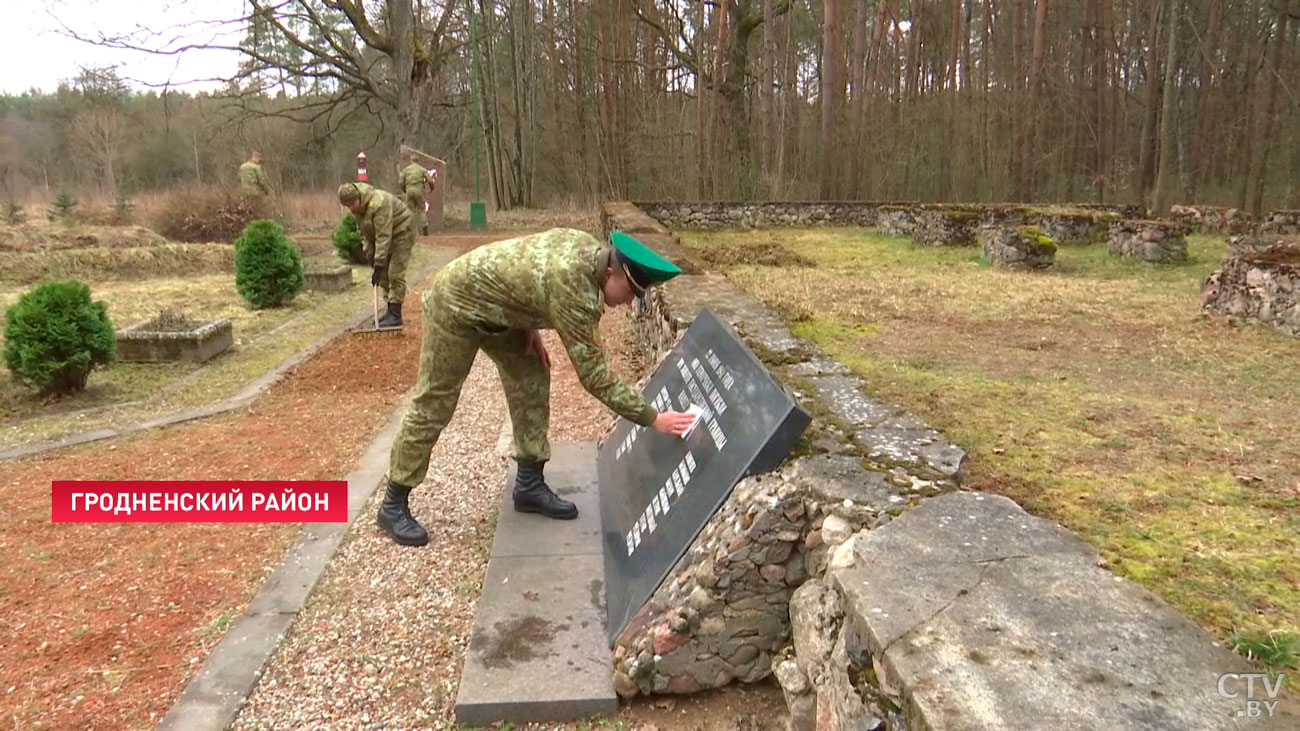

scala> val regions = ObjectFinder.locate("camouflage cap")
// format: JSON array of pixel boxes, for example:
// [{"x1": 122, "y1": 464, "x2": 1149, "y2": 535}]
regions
[
  {"x1": 610, "y1": 231, "x2": 681, "y2": 294},
  {"x1": 338, "y1": 182, "x2": 363, "y2": 204}
]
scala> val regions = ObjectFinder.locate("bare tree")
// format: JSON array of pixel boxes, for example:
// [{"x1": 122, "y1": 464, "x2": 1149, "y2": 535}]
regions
[
  {"x1": 1249, "y1": 0, "x2": 1293, "y2": 217},
  {"x1": 821, "y1": 0, "x2": 841, "y2": 199},
  {"x1": 71, "y1": 108, "x2": 130, "y2": 197},
  {"x1": 56, "y1": 1, "x2": 460, "y2": 153},
  {"x1": 1152, "y1": 0, "x2": 1181, "y2": 214}
]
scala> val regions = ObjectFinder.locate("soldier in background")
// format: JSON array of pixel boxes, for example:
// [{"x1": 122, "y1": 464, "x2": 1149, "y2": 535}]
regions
[
  {"x1": 238, "y1": 152, "x2": 271, "y2": 200},
  {"x1": 399, "y1": 151, "x2": 435, "y2": 235},
  {"x1": 338, "y1": 182, "x2": 415, "y2": 329}
]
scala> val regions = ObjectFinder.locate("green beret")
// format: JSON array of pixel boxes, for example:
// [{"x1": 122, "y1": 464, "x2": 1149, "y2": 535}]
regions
[
  {"x1": 611, "y1": 231, "x2": 681, "y2": 294},
  {"x1": 338, "y1": 183, "x2": 362, "y2": 204}
]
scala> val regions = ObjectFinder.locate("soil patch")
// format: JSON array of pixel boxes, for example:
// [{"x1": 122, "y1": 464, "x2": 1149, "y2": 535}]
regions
[
  {"x1": 694, "y1": 241, "x2": 815, "y2": 269},
  {"x1": 0, "y1": 266, "x2": 437, "y2": 730},
  {"x1": 0, "y1": 224, "x2": 168, "y2": 252}
]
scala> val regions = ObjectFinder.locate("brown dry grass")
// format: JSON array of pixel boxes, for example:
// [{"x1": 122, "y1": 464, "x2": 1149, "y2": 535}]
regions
[{"x1": 682, "y1": 227, "x2": 1300, "y2": 682}]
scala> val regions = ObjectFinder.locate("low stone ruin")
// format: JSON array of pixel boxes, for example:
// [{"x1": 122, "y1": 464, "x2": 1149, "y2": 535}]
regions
[
  {"x1": 634, "y1": 202, "x2": 895, "y2": 230},
  {"x1": 1202, "y1": 235, "x2": 1300, "y2": 337},
  {"x1": 117, "y1": 313, "x2": 234, "y2": 363},
  {"x1": 627, "y1": 201, "x2": 1150, "y2": 252},
  {"x1": 876, "y1": 206, "x2": 917, "y2": 237},
  {"x1": 610, "y1": 451, "x2": 957, "y2": 700},
  {"x1": 1262, "y1": 210, "x2": 1300, "y2": 235},
  {"x1": 1169, "y1": 204, "x2": 1253, "y2": 234},
  {"x1": 1031, "y1": 210, "x2": 1116, "y2": 245},
  {"x1": 912, "y1": 209, "x2": 981, "y2": 246},
  {"x1": 1107, "y1": 220, "x2": 1189, "y2": 263},
  {"x1": 1074, "y1": 202, "x2": 1147, "y2": 218},
  {"x1": 979, "y1": 226, "x2": 1057, "y2": 269}
]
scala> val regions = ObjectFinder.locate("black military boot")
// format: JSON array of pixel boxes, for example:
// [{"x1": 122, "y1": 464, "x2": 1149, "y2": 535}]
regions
[
  {"x1": 512, "y1": 459, "x2": 578, "y2": 520},
  {"x1": 376, "y1": 481, "x2": 429, "y2": 546},
  {"x1": 377, "y1": 301, "x2": 403, "y2": 329}
]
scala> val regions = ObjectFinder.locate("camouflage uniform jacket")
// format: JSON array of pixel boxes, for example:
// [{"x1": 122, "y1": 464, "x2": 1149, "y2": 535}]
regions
[
  {"x1": 355, "y1": 186, "x2": 413, "y2": 268},
  {"x1": 437, "y1": 227, "x2": 657, "y2": 426},
  {"x1": 238, "y1": 161, "x2": 270, "y2": 195},
  {"x1": 400, "y1": 163, "x2": 431, "y2": 197}
]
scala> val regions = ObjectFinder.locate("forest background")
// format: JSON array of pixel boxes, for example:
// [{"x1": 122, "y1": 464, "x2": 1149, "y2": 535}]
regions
[{"x1": 1, "y1": 0, "x2": 1296, "y2": 219}]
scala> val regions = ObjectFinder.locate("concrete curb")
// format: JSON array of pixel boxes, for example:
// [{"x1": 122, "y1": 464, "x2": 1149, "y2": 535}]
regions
[
  {"x1": 155, "y1": 389, "x2": 414, "y2": 731},
  {"x1": 0, "y1": 260, "x2": 442, "y2": 462}
]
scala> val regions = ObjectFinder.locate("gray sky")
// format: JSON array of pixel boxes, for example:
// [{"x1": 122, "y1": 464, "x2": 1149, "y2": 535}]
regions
[{"x1": 5, "y1": 1, "x2": 249, "y2": 94}]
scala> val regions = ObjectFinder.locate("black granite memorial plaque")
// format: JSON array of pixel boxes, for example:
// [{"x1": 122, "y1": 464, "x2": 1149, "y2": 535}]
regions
[{"x1": 599, "y1": 308, "x2": 812, "y2": 645}]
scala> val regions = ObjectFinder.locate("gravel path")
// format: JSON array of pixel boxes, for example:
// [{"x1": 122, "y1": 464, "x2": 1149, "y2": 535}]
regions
[{"x1": 233, "y1": 312, "x2": 644, "y2": 729}]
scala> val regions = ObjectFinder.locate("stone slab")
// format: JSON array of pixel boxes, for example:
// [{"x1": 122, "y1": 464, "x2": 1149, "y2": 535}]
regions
[
  {"x1": 830, "y1": 492, "x2": 1297, "y2": 730},
  {"x1": 156, "y1": 612, "x2": 295, "y2": 730},
  {"x1": 455, "y1": 441, "x2": 617, "y2": 725},
  {"x1": 662, "y1": 273, "x2": 803, "y2": 354},
  {"x1": 599, "y1": 309, "x2": 811, "y2": 644},
  {"x1": 806, "y1": 374, "x2": 966, "y2": 480},
  {"x1": 490, "y1": 442, "x2": 604, "y2": 559}
]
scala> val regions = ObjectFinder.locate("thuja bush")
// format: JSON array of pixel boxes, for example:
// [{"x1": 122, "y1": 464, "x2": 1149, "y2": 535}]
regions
[
  {"x1": 332, "y1": 211, "x2": 367, "y2": 264},
  {"x1": 4, "y1": 280, "x2": 116, "y2": 395},
  {"x1": 234, "y1": 219, "x2": 304, "y2": 308}
]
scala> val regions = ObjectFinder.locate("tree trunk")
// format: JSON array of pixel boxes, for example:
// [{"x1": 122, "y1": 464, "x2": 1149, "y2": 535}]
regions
[
  {"x1": 1152, "y1": 0, "x2": 1181, "y2": 215},
  {"x1": 821, "y1": 0, "x2": 840, "y2": 198},
  {"x1": 1019, "y1": 0, "x2": 1047, "y2": 201},
  {"x1": 780, "y1": 7, "x2": 796, "y2": 193},
  {"x1": 1235, "y1": 0, "x2": 1262, "y2": 210},
  {"x1": 1137, "y1": 0, "x2": 1163, "y2": 207},
  {"x1": 981, "y1": 0, "x2": 992, "y2": 183},
  {"x1": 1249, "y1": 0, "x2": 1291, "y2": 217},
  {"x1": 1010, "y1": 0, "x2": 1024, "y2": 198},
  {"x1": 762, "y1": 0, "x2": 775, "y2": 189},
  {"x1": 1091, "y1": 0, "x2": 1107, "y2": 201},
  {"x1": 1187, "y1": 0, "x2": 1222, "y2": 201},
  {"x1": 849, "y1": 0, "x2": 869, "y2": 197},
  {"x1": 392, "y1": 0, "x2": 434, "y2": 152}
]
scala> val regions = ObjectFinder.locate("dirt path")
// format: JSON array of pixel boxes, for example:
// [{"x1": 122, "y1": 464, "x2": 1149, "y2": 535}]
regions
[{"x1": 0, "y1": 242, "x2": 486, "y2": 730}]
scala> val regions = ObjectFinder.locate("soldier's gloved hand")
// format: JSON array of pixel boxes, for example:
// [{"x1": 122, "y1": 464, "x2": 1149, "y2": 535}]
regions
[{"x1": 371, "y1": 267, "x2": 383, "y2": 286}]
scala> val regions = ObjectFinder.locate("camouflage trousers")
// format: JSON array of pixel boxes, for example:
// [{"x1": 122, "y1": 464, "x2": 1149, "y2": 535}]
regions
[
  {"x1": 387, "y1": 282, "x2": 550, "y2": 489},
  {"x1": 405, "y1": 194, "x2": 426, "y2": 233},
  {"x1": 379, "y1": 226, "x2": 415, "y2": 304}
]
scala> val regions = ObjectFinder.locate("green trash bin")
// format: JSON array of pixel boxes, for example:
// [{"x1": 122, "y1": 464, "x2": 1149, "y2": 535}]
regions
[{"x1": 469, "y1": 201, "x2": 487, "y2": 230}]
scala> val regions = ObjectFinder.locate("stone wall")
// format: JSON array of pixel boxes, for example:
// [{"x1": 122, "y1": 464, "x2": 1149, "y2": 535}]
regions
[
  {"x1": 1107, "y1": 219, "x2": 1190, "y2": 262},
  {"x1": 1263, "y1": 210, "x2": 1300, "y2": 235},
  {"x1": 1032, "y1": 210, "x2": 1115, "y2": 245},
  {"x1": 1169, "y1": 204, "x2": 1253, "y2": 234},
  {"x1": 634, "y1": 202, "x2": 898, "y2": 229},
  {"x1": 912, "y1": 209, "x2": 982, "y2": 246},
  {"x1": 876, "y1": 207, "x2": 917, "y2": 237},
  {"x1": 980, "y1": 226, "x2": 1057, "y2": 269},
  {"x1": 624, "y1": 201, "x2": 1148, "y2": 248},
  {"x1": 1202, "y1": 235, "x2": 1300, "y2": 337}
]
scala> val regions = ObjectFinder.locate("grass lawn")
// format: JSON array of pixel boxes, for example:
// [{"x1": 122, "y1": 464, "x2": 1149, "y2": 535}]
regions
[
  {"x1": 0, "y1": 246, "x2": 442, "y2": 446},
  {"x1": 680, "y1": 227, "x2": 1299, "y2": 677}
]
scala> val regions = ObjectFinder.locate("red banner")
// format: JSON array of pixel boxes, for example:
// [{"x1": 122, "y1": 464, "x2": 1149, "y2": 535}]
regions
[{"x1": 51, "y1": 481, "x2": 349, "y2": 523}]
